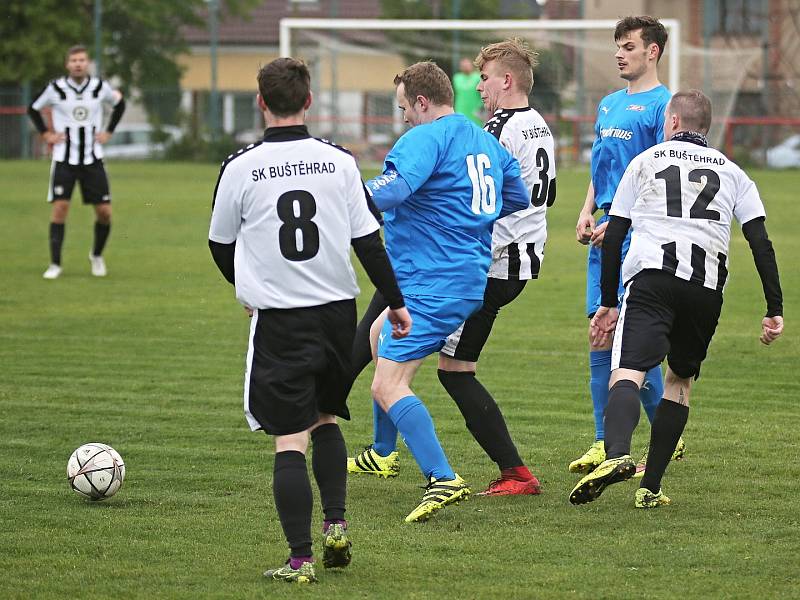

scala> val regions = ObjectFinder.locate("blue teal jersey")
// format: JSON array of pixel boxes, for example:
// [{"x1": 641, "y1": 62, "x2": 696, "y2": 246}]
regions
[
  {"x1": 591, "y1": 85, "x2": 671, "y2": 210},
  {"x1": 381, "y1": 113, "x2": 524, "y2": 300}
]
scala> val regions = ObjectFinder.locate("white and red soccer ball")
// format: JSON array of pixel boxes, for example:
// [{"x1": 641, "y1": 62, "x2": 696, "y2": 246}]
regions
[{"x1": 67, "y1": 443, "x2": 126, "y2": 501}]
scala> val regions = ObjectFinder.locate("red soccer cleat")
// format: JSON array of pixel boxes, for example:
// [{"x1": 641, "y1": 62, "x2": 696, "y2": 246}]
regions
[{"x1": 477, "y1": 467, "x2": 541, "y2": 496}]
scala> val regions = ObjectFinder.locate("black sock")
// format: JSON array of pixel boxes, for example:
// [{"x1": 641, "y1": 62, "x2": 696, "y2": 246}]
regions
[
  {"x1": 93, "y1": 222, "x2": 111, "y2": 256},
  {"x1": 273, "y1": 451, "x2": 312, "y2": 558},
  {"x1": 351, "y1": 291, "x2": 388, "y2": 380},
  {"x1": 438, "y1": 369, "x2": 523, "y2": 469},
  {"x1": 49, "y1": 222, "x2": 65, "y2": 265},
  {"x1": 604, "y1": 380, "x2": 641, "y2": 458},
  {"x1": 641, "y1": 400, "x2": 689, "y2": 493},
  {"x1": 311, "y1": 423, "x2": 347, "y2": 522}
]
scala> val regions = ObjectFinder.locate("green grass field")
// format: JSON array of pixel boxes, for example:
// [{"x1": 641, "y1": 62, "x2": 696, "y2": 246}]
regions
[{"x1": 1, "y1": 159, "x2": 798, "y2": 599}]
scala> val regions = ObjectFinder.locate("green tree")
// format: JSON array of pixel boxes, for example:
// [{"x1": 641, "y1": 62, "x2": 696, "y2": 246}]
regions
[{"x1": 0, "y1": 0, "x2": 256, "y2": 122}]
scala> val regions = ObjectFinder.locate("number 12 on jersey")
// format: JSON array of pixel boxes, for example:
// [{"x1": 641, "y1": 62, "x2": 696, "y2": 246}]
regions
[{"x1": 466, "y1": 153, "x2": 497, "y2": 215}]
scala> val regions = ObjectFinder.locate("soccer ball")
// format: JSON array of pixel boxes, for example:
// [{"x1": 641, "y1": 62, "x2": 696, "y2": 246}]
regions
[{"x1": 67, "y1": 443, "x2": 126, "y2": 501}]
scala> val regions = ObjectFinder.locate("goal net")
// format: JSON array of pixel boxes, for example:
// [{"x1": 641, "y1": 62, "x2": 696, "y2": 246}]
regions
[{"x1": 280, "y1": 18, "x2": 759, "y2": 167}]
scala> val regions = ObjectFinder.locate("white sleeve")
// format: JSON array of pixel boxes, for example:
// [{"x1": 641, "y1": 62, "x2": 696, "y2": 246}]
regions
[
  {"x1": 733, "y1": 171, "x2": 766, "y2": 225},
  {"x1": 31, "y1": 83, "x2": 57, "y2": 111},
  {"x1": 346, "y1": 162, "x2": 380, "y2": 239},
  {"x1": 208, "y1": 164, "x2": 243, "y2": 244},
  {"x1": 608, "y1": 161, "x2": 638, "y2": 219},
  {"x1": 100, "y1": 81, "x2": 121, "y2": 105}
]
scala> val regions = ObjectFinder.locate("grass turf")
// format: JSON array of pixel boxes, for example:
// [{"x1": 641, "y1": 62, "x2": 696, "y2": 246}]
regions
[{"x1": 1, "y1": 159, "x2": 798, "y2": 599}]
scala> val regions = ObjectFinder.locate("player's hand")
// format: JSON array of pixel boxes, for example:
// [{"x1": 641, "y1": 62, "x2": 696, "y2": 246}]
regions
[
  {"x1": 590, "y1": 220, "x2": 609, "y2": 248},
  {"x1": 243, "y1": 305, "x2": 254, "y2": 317},
  {"x1": 576, "y1": 212, "x2": 595, "y2": 245},
  {"x1": 590, "y1": 306, "x2": 619, "y2": 346},
  {"x1": 43, "y1": 131, "x2": 65, "y2": 145},
  {"x1": 95, "y1": 131, "x2": 112, "y2": 144},
  {"x1": 387, "y1": 306, "x2": 412, "y2": 339},
  {"x1": 760, "y1": 315, "x2": 783, "y2": 345}
]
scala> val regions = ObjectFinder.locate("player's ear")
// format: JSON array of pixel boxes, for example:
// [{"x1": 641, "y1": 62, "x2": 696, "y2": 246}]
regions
[
  {"x1": 416, "y1": 95, "x2": 428, "y2": 111},
  {"x1": 504, "y1": 72, "x2": 513, "y2": 90},
  {"x1": 304, "y1": 92, "x2": 313, "y2": 111},
  {"x1": 256, "y1": 94, "x2": 267, "y2": 112},
  {"x1": 648, "y1": 42, "x2": 659, "y2": 62}
]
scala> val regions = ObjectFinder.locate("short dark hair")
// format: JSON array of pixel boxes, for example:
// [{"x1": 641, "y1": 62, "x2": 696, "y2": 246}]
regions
[
  {"x1": 257, "y1": 57, "x2": 311, "y2": 117},
  {"x1": 669, "y1": 89, "x2": 712, "y2": 135},
  {"x1": 393, "y1": 61, "x2": 453, "y2": 107},
  {"x1": 615, "y1": 16, "x2": 668, "y2": 62},
  {"x1": 66, "y1": 45, "x2": 88, "y2": 60}
]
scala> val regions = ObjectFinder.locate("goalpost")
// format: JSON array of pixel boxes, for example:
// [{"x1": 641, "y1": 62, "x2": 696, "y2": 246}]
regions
[
  {"x1": 279, "y1": 18, "x2": 682, "y2": 93},
  {"x1": 276, "y1": 18, "x2": 760, "y2": 163}
]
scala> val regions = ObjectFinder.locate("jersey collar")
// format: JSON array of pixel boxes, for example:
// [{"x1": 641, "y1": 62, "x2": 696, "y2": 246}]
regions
[
  {"x1": 66, "y1": 77, "x2": 91, "y2": 95},
  {"x1": 263, "y1": 125, "x2": 311, "y2": 143},
  {"x1": 670, "y1": 131, "x2": 708, "y2": 147}
]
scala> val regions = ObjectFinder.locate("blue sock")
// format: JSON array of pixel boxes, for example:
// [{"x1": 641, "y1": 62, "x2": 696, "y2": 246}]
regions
[
  {"x1": 372, "y1": 399, "x2": 398, "y2": 456},
  {"x1": 387, "y1": 395, "x2": 454, "y2": 481},
  {"x1": 639, "y1": 365, "x2": 664, "y2": 423},
  {"x1": 590, "y1": 350, "x2": 612, "y2": 441}
]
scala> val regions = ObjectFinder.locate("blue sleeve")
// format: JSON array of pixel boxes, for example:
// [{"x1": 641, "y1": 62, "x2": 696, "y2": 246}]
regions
[
  {"x1": 499, "y1": 173, "x2": 529, "y2": 218},
  {"x1": 365, "y1": 169, "x2": 413, "y2": 211},
  {"x1": 499, "y1": 152, "x2": 528, "y2": 217},
  {"x1": 384, "y1": 126, "x2": 438, "y2": 193}
]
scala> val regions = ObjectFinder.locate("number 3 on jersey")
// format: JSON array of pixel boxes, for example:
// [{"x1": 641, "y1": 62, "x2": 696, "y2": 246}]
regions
[
  {"x1": 466, "y1": 153, "x2": 496, "y2": 215},
  {"x1": 277, "y1": 190, "x2": 319, "y2": 261}
]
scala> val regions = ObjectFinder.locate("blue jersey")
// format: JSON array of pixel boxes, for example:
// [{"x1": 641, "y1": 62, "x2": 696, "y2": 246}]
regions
[
  {"x1": 591, "y1": 85, "x2": 671, "y2": 210},
  {"x1": 382, "y1": 113, "x2": 523, "y2": 300}
]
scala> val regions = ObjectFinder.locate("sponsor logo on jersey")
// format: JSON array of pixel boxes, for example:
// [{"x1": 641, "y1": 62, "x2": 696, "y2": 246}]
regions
[
  {"x1": 72, "y1": 106, "x2": 89, "y2": 121},
  {"x1": 599, "y1": 126, "x2": 633, "y2": 141},
  {"x1": 600, "y1": 106, "x2": 610, "y2": 114},
  {"x1": 626, "y1": 104, "x2": 646, "y2": 112}
]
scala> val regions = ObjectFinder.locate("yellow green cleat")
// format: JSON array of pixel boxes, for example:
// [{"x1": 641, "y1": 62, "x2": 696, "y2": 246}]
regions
[
  {"x1": 404, "y1": 474, "x2": 470, "y2": 523},
  {"x1": 635, "y1": 487, "x2": 671, "y2": 509},
  {"x1": 569, "y1": 455, "x2": 636, "y2": 505},
  {"x1": 322, "y1": 522, "x2": 352, "y2": 569},
  {"x1": 568, "y1": 440, "x2": 606, "y2": 474},
  {"x1": 263, "y1": 561, "x2": 316, "y2": 584},
  {"x1": 347, "y1": 446, "x2": 400, "y2": 478}
]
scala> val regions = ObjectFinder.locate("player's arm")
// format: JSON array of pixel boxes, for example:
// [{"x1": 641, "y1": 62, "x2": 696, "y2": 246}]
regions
[
  {"x1": 209, "y1": 240, "x2": 235, "y2": 285},
  {"x1": 576, "y1": 181, "x2": 597, "y2": 245},
  {"x1": 28, "y1": 83, "x2": 63, "y2": 145},
  {"x1": 742, "y1": 216, "x2": 783, "y2": 345},
  {"x1": 498, "y1": 152, "x2": 531, "y2": 218},
  {"x1": 364, "y1": 167, "x2": 412, "y2": 212},
  {"x1": 208, "y1": 163, "x2": 241, "y2": 286},
  {"x1": 97, "y1": 87, "x2": 125, "y2": 144}
]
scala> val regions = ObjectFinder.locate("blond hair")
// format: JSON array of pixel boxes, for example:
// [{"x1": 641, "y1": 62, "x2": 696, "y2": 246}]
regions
[{"x1": 475, "y1": 38, "x2": 539, "y2": 94}]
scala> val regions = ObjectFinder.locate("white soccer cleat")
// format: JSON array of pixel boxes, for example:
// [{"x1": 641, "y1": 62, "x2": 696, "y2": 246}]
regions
[
  {"x1": 89, "y1": 253, "x2": 107, "y2": 277},
  {"x1": 43, "y1": 264, "x2": 62, "y2": 279}
]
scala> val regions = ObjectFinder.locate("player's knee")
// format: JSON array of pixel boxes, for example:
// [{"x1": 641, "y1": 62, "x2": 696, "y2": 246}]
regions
[
  {"x1": 664, "y1": 367, "x2": 693, "y2": 389},
  {"x1": 370, "y1": 378, "x2": 390, "y2": 408}
]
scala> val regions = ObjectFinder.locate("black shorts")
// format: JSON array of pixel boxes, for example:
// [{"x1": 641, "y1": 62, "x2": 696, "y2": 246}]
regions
[
  {"x1": 49, "y1": 160, "x2": 110, "y2": 204},
  {"x1": 440, "y1": 277, "x2": 528, "y2": 362},
  {"x1": 245, "y1": 299, "x2": 356, "y2": 435},
  {"x1": 612, "y1": 270, "x2": 723, "y2": 379}
]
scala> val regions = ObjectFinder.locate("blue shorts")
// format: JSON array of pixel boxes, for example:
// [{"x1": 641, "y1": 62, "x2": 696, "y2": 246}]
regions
[
  {"x1": 586, "y1": 213, "x2": 632, "y2": 317},
  {"x1": 378, "y1": 295, "x2": 483, "y2": 362}
]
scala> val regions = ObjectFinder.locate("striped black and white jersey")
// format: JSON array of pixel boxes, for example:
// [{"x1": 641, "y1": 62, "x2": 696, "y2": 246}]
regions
[
  {"x1": 484, "y1": 107, "x2": 556, "y2": 280},
  {"x1": 610, "y1": 138, "x2": 766, "y2": 292},
  {"x1": 209, "y1": 128, "x2": 380, "y2": 310},
  {"x1": 30, "y1": 77, "x2": 121, "y2": 165}
]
